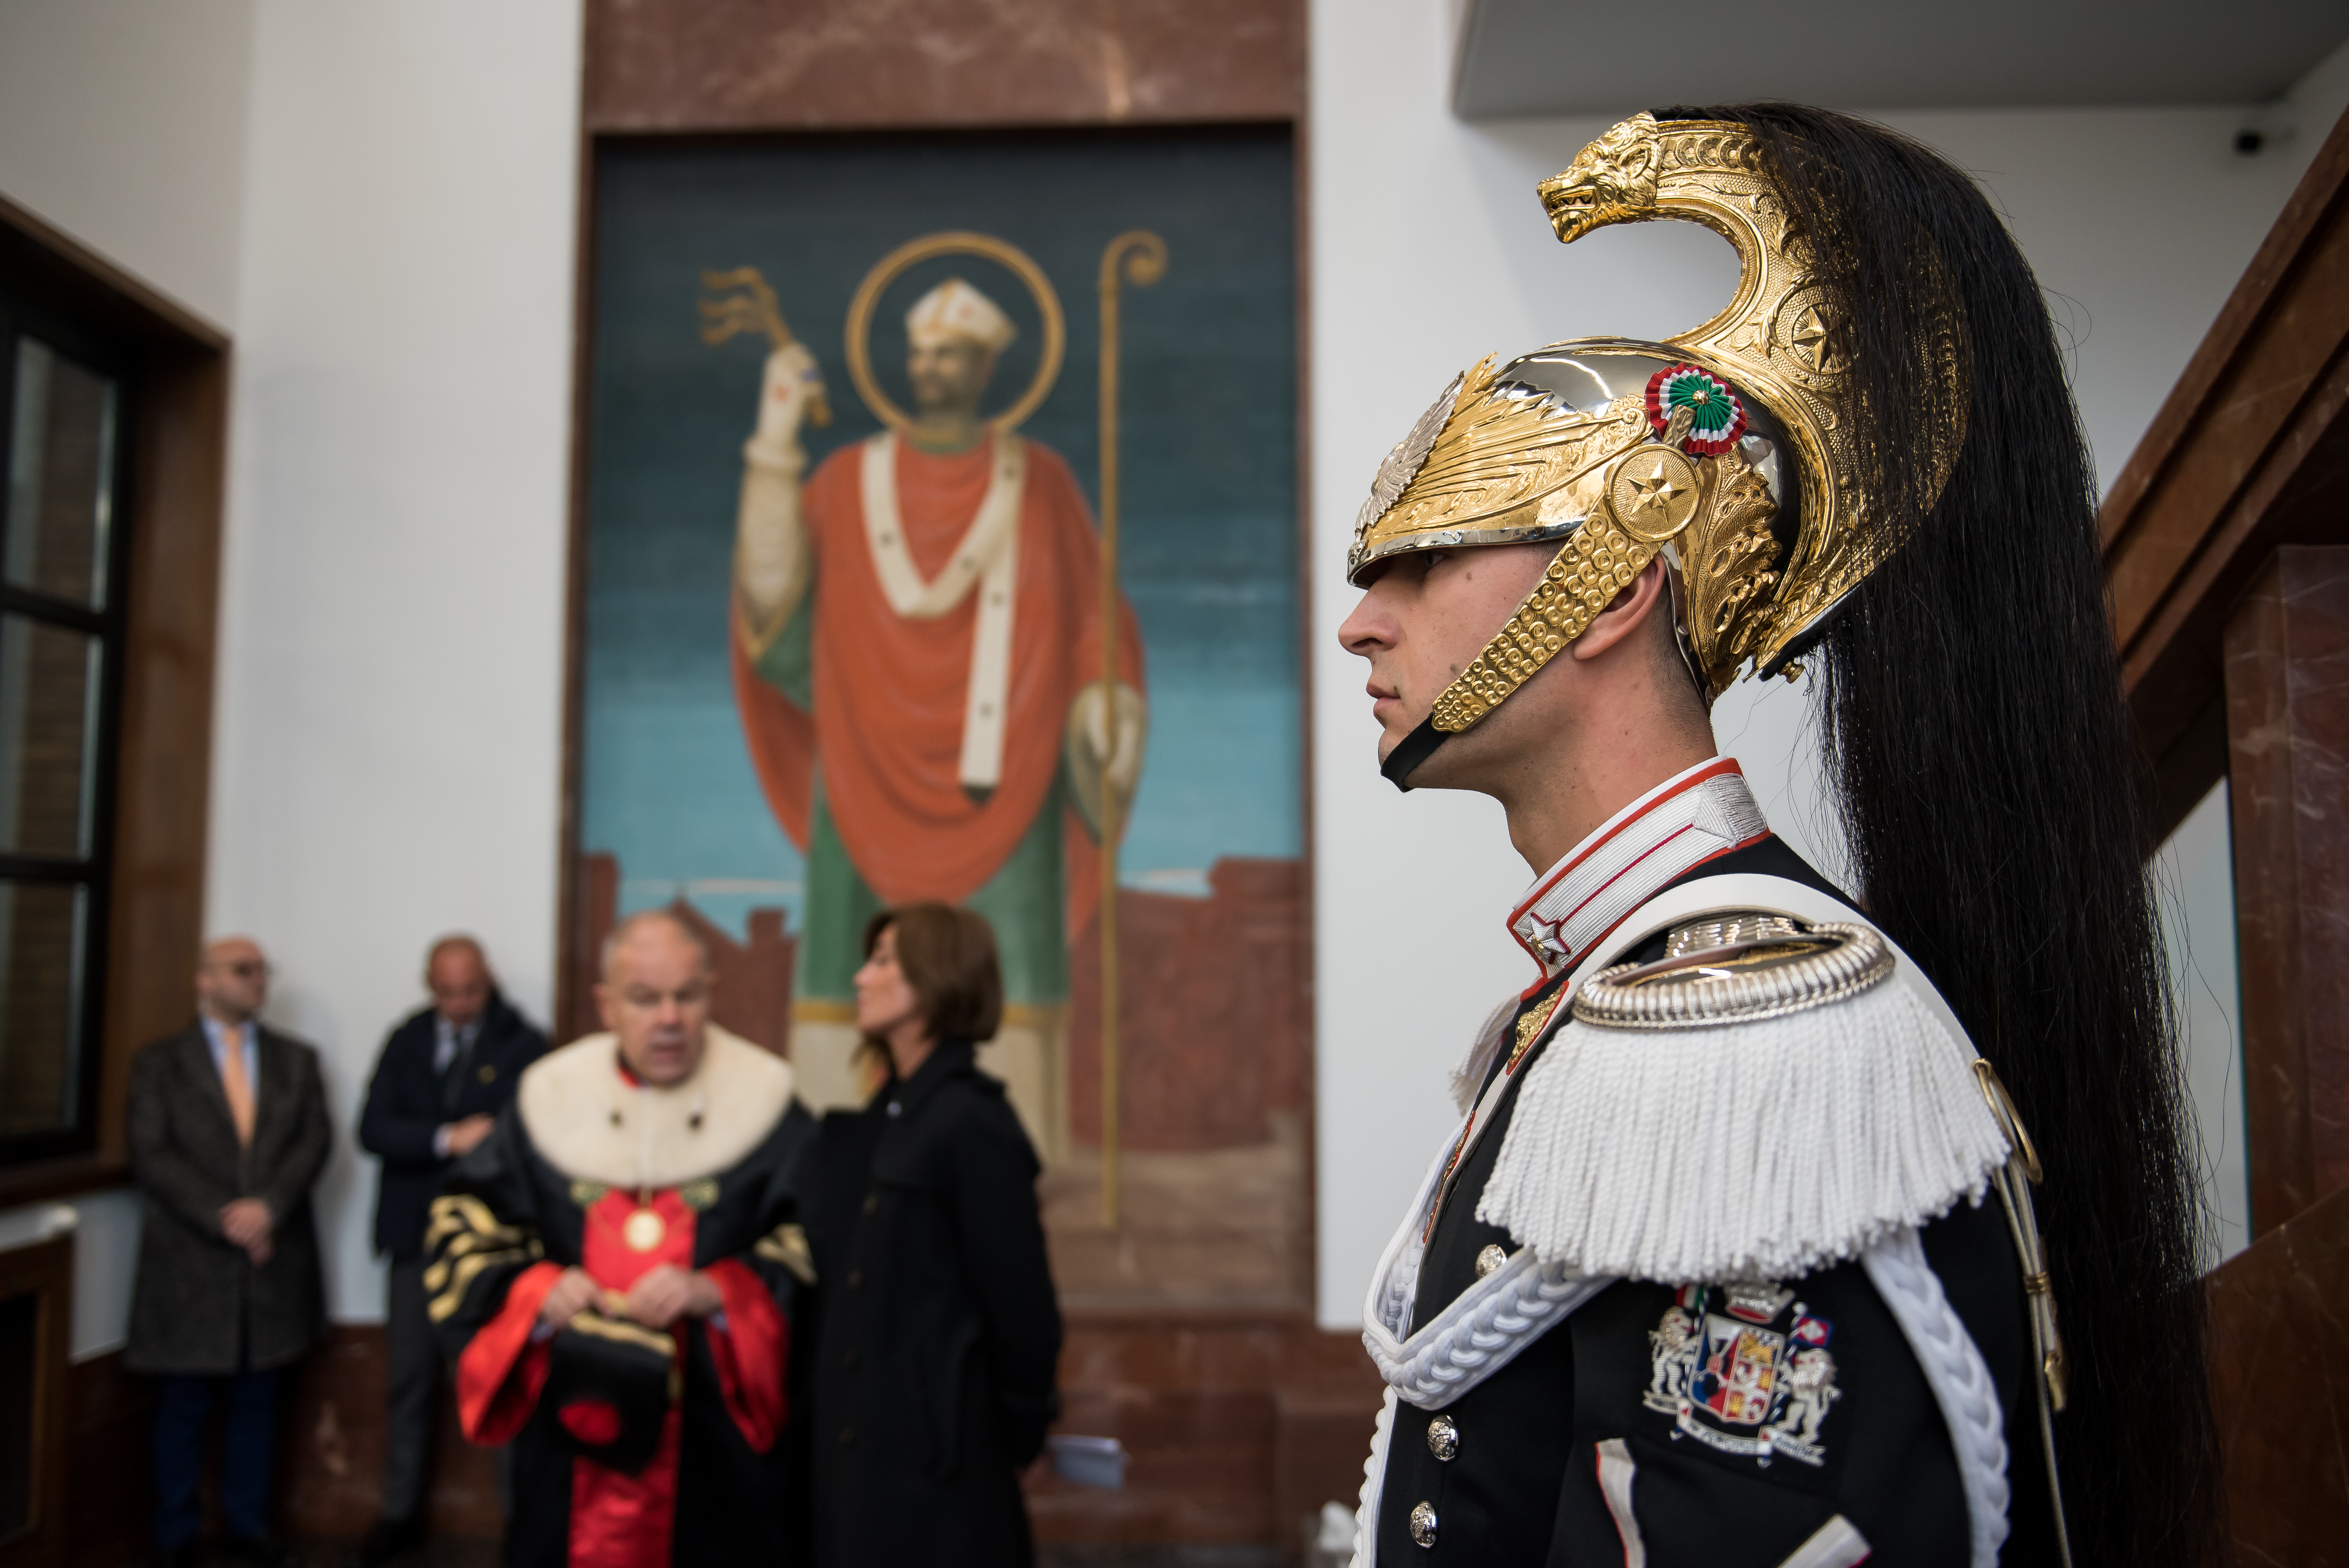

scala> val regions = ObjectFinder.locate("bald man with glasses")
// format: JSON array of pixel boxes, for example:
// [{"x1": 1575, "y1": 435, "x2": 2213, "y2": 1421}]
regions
[{"x1": 126, "y1": 936, "x2": 330, "y2": 1568}]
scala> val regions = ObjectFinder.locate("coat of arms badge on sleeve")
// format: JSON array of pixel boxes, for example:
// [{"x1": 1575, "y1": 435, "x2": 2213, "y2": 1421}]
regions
[{"x1": 1643, "y1": 1281, "x2": 1842, "y2": 1468}]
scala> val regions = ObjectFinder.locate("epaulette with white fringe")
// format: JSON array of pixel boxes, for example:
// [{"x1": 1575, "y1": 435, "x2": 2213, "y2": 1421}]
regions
[{"x1": 1475, "y1": 912, "x2": 2013, "y2": 1284}]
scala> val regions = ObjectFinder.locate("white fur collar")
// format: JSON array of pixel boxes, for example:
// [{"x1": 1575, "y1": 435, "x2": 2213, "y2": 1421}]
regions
[{"x1": 517, "y1": 1027, "x2": 796, "y2": 1189}]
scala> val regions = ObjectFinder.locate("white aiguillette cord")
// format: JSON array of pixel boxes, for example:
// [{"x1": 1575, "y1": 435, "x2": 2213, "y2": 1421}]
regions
[
  {"x1": 859, "y1": 430, "x2": 1025, "y2": 793},
  {"x1": 1360, "y1": 922, "x2": 1637, "y2": 1392}
]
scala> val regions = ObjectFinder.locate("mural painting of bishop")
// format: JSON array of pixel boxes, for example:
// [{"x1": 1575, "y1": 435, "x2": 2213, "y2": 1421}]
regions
[{"x1": 726, "y1": 278, "x2": 1146, "y2": 1158}]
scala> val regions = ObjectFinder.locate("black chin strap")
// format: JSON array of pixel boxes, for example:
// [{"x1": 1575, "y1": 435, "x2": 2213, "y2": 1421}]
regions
[{"x1": 1380, "y1": 716, "x2": 1449, "y2": 792}]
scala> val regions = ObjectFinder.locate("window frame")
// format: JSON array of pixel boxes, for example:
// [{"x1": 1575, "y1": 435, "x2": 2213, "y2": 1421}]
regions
[{"x1": 0, "y1": 285, "x2": 140, "y2": 1166}]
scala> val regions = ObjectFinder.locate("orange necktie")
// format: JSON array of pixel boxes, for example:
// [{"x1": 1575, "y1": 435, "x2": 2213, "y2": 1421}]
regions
[{"x1": 217, "y1": 1025, "x2": 256, "y2": 1146}]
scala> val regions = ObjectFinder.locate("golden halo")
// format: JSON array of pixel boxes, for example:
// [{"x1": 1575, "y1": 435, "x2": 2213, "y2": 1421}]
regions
[{"x1": 844, "y1": 231, "x2": 1065, "y2": 434}]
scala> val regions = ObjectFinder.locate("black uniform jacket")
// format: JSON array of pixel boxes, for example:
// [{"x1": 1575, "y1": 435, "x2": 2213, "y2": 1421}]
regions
[
  {"x1": 804, "y1": 1040, "x2": 1063, "y2": 1568},
  {"x1": 1373, "y1": 836, "x2": 2060, "y2": 1566},
  {"x1": 358, "y1": 989, "x2": 546, "y2": 1258},
  {"x1": 429, "y1": 1036, "x2": 819, "y2": 1568},
  {"x1": 124, "y1": 1022, "x2": 330, "y2": 1375}
]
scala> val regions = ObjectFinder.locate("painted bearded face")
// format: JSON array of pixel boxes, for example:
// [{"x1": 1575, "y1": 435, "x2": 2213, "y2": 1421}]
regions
[{"x1": 908, "y1": 338, "x2": 997, "y2": 417}]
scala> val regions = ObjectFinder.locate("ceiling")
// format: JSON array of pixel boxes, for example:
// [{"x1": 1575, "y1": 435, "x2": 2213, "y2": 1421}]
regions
[{"x1": 1450, "y1": 0, "x2": 2349, "y2": 119}]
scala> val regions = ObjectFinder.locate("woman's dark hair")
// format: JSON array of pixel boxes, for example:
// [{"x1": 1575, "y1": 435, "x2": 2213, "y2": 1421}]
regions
[
  {"x1": 863, "y1": 902, "x2": 1002, "y2": 1045},
  {"x1": 1655, "y1": 103, "x2": 2217, "y2": 1563}
]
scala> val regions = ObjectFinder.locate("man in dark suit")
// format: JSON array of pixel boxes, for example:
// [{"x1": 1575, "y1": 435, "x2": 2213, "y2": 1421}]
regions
[
  {"x1": 126, "y1": 935, "x2": 330, "y2": 1568},
  {"x1": 353, "y1": 936, "x2": 546, "y2": 1565}
]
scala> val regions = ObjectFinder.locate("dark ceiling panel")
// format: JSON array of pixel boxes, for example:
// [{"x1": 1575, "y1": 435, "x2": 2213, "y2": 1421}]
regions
[{"x1": 1453, "y1": 0, "x2": 2349, "y2": 119}]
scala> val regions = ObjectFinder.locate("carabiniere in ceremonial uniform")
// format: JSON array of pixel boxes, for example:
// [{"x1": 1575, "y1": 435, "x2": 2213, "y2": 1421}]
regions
[{"x1": 1342, "y1": 109, "x2": 2085, "y2": 1568}]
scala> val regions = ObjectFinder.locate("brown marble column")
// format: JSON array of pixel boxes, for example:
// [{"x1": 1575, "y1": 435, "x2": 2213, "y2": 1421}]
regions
[
  {"x1": 2224, "y1": 545, "x2": 2349, "y2": 1235},
  {"x1": 2205, "y1": 1181, "x2": 2349, "y2": 1567}
]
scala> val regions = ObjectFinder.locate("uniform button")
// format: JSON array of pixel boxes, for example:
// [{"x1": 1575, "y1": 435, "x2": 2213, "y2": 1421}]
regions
[
  {"x1": 1426, "y1": 1415, "x2": 1458, "y2": 1462},
  {"x1": 862, "y1": 1192, "x2": 879, "y2": 1214},
  {"x1": 1409, "y1": 1502, "x2": 1437, "y2": 1549},
  {"x1": 839, "y1": 1427, "x2": 855, "y2": 1447},
  {"x1": 846, "y1": 1269, "x2": 863, "y2": 1289},
  {"x1": 1475, "y1": 1243, "x2": 1508, "y2": 1278}
]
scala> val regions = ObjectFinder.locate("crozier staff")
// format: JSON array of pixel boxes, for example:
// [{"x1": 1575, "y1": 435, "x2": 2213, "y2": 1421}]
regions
[
  {"x1": 1338, "y1": 105, "x2": 2210, "y2": 1566},
  {"x1": 804, "y1": 903, "x2": 1061, "y2": 1568},
  {"x1": 428, "y1": 911, "x2": 818, "y2": 1568}
]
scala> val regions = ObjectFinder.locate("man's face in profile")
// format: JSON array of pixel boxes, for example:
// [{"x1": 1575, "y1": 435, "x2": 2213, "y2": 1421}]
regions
[
  {"x1": 596, "y1": 921, "x2": 713, "y2": 1087},
  {"x1": 908, "y1": 338, "x2": 995, "y2": 418},
  {"x1": 1339, "y1": 543, "x2": 1559, "y2": 762}
]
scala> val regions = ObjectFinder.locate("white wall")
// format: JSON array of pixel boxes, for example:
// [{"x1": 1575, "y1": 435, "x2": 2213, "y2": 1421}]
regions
[
  {"x1": 0, "y1": 0, "x2": 256, "y2": 331},
  {"x1": 0, "y1": 0, "x2": 583, "y2": 1346},
  {"x1": 2157, "y1": 782, "x2": 2251, "y2": 1265},
  {"x1": 0, "y1": 1188, "x2": 141, "y2": 1360},
  {"x1": 0, "y1": 0, "x2": 261, "y2": 1358},
  {"x1": 207, "y1": 0, "x2": 581, "y2": 1323},
  {"x1": 1309, "y1": 4, "x2": 2349, "y2": 1323}
]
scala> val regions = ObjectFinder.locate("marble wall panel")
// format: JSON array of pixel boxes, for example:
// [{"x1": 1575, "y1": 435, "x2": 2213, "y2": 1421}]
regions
[
  {"x1": 2204, "y1": 1180, "x2": 2349, "y2": 1566},
  {"x1": 184, "y1": 1314, "x2": 1379, "y2": 1555},
  {"x1": 2097, "y1": 105, "x2": 2349, "y2": 837},
  {"x1": 584, "y1": 0, "x2": 1303, "y2": 132},
  {"x1": 2225, "y1": 545, "x2": 2349, "y2": 1232}
]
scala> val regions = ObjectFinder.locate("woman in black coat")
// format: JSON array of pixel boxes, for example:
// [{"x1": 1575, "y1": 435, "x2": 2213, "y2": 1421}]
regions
[{"x1": 805, "y1": 902, "x2": 1062, "y2": 1568}]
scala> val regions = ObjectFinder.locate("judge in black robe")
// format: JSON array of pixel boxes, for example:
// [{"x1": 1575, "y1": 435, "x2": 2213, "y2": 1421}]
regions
[{"x1": 427, "y1": 912, "x2": 818, "y2": 1568}]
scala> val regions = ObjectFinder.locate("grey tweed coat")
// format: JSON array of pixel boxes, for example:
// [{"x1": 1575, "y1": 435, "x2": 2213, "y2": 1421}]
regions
[{"x1": 125, "y1": 1022, "x2": 330, "y2": 1374}]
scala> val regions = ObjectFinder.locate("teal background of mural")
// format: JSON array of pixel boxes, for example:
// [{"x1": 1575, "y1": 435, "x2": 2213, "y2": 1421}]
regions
[{"x1": 582, "y1": 129, "x2": 1300, "y2": 938}]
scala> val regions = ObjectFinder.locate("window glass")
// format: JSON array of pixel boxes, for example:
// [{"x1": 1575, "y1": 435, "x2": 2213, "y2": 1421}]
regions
[
  {"x1": 0, "y1": 615, "x2": 97, "y2": 859},
  {"x1": 0, "y1": 881, "x2": 85, "y2": 1138},
  {"x1": 0, "y1": 271, "x2": 136, "y2": 1165},
  {"x1": 6, "y1": 338, "x2": 115, "y2": 610}
]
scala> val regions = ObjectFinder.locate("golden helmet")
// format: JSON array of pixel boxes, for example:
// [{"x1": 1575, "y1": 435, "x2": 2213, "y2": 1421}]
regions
[{"x1": 1349, "y1": 111, "x2": 1966, "y2": 734}]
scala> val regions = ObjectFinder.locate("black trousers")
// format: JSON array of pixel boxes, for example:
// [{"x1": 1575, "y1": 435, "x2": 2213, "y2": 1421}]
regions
[
  {"x1": 152, "y1": 1366, "x2": 280, "y2": 1548},
  {"x1": 382, "y1": 1257, "x2": 438, "y2": 1523}
]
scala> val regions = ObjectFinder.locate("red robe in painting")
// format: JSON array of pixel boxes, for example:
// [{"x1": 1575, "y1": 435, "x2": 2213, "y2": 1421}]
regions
[{"x1": 731, "y1": 433, "x2": 1143, "y2": 937}]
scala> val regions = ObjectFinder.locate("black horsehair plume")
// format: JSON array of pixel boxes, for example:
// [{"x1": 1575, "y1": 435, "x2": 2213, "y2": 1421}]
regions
[{"x1": 1654, "y1": 105, "x2": 2217, "y2": 1564}]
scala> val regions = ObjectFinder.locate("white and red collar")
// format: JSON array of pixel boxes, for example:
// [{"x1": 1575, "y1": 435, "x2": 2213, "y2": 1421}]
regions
[{"x1": 1507, "y1": 756, "x2": 1769, "y2": 984}]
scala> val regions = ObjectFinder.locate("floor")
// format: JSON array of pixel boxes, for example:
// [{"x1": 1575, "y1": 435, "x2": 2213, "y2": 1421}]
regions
[
  {"x1": 272, "y1": 1545, "x2": 498, "y2": 1568},
  {"x1": 1040, "y1": 1551, "x2": 1283, "y2": 1568},
  {"x1": 268, "y1": 1540, "x2": 1286, "y2": 1568}
]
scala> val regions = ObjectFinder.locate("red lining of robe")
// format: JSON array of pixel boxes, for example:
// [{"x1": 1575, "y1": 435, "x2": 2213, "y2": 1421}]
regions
[
  {"x1": 455, "y1": 1261, "x2": 560, "y2": 1447},
  {"x1": 566, "y1": 1191, "x2": 697, "y2": 1568},
  {"x1": 568, "y1": 1410, "x2": 682, "y2": 1568},
  {"x1": 455, "y1": 1187, "x2": 791, "y2": 1568},
  {"x1": 701, "y1": 1256, "x2": 787, "y2": 1454}
]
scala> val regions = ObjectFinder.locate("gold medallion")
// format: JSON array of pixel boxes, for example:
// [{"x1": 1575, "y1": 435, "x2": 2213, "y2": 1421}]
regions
[
  {"x1": 622, "y1": 1207, "x2": 666, "y2": 1253},
  {"x1": 1606, "y1": 446, "x2": 1703, "y2": 543}
]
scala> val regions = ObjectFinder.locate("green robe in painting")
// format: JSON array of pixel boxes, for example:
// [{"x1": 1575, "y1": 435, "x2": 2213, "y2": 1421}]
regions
[{"x1": 750, "y1": 592, "x2": 1071, "y2": 1010}]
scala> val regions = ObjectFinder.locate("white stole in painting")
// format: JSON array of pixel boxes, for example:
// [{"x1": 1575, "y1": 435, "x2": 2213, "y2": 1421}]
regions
[{"x1": 858, "y1": 429, "x2": 1025, "y2": 793}]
